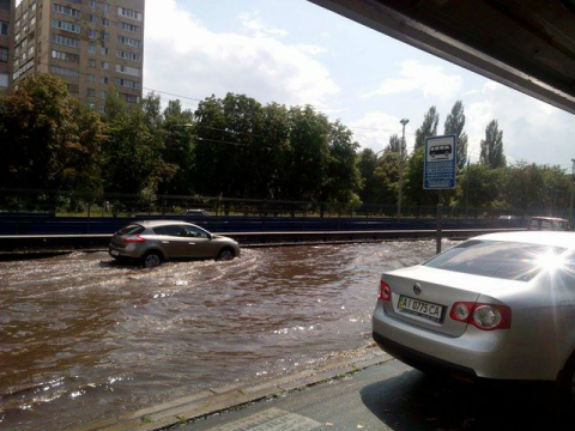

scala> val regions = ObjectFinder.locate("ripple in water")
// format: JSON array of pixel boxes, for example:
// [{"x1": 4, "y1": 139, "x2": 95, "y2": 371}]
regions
[{"x1": 0, "y1": 240, "x2": 449, "y2": 429}]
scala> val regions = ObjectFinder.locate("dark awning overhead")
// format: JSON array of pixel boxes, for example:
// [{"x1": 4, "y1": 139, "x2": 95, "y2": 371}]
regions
[{"x1": 309, "y1": 0, "x2": 575, "y2": 114}]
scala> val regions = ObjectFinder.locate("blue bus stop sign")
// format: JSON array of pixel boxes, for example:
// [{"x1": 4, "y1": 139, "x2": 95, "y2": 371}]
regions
[{"x1": 423, "y1": 135, "x2": 457, "y2": 190}]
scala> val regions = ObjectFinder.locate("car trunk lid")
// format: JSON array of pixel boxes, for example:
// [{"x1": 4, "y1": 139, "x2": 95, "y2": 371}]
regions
[{"x1": 381, "y1": 265, "x2": 513, "y2": 337}]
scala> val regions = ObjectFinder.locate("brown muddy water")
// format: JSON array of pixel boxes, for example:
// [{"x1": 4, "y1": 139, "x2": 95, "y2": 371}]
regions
[{"x1": 0, "y1": 240, "x2": 449, "y2": 430}]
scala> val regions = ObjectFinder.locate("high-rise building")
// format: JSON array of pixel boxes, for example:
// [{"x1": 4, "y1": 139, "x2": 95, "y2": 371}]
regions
[
  {"x1": 0, "y1": 0, "x2": 11, "y2": 92},
  {"x1": 11, "y1": 0, "x2": 144, "y2": 111}
]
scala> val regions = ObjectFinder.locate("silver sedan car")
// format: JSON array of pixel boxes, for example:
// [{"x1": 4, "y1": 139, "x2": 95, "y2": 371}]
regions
[
  {"x1": 109, "y1": 220, "x2": 240, "y2": 267},
  {"x1": 373, "y1": 232, "x2": 575, "y2": 398}
]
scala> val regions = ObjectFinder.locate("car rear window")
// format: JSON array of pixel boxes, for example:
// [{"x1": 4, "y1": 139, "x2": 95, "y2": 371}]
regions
[
  {"x1": 116, "y1": 224, "x2": 144, "y2": 235},
  {"x1": 424, "y1": 240, "x2": 567, "y2": 281}
]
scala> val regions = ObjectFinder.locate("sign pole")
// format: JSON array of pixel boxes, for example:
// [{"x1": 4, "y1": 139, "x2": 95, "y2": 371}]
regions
[{"x1": 423, "y1": 135, "x2": 456, "y2": 254}]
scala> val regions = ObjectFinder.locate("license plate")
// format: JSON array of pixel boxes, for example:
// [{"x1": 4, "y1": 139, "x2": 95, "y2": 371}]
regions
[
  {"x1": 398, "y1": 295, "x2": 444, "y2": 322},
  {"x1": 110, "y1": 249, "x2": 120, "y2": 257}
]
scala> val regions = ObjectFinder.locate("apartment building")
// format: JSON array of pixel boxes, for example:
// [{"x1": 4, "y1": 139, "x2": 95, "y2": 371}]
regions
[
  {"x1": 0, "y1": 0, "x2": 11, "y2": 91},
  {"x1": 11, "y1": 0, "x2": 144, "y2": 111}
]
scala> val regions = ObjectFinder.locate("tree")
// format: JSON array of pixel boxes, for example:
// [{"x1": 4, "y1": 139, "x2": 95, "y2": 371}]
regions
[
  {"x1": 444, "y1": 100, "x2": 468, "y2": 170},
  {"x1": 502, "y1": 162, "x2": 543, "y2": 212},
  {"x1": 0, "y1": 74, "x2": 105, "y2": 196},
  {"x1": 284, "y1": 105, "x2": 330, "y2": 201},
  {"x1": 456, "y1": 164, "x2": 503, "y2": 208},
  {"x1": 414, "y1": 106, "x2": 439, "y2": 150},
  {"x1": 322, "y1": 121, "x2": 362, "y2": 207},
  {"x1": 480, "y1": 120, "x2": 506, "y2": 168},
  {"x1": 358, "y1": 149, "x2": 380, "y2": 204},
  {"x1": 385, "y1": 134, "x2": 403, "y2": 154},
  {"x1": 159, "y1": 100, "x2": 195, "y2": 195},
  {"x1": 101, "y1": 92, "x2": 175, "y2": 196}
]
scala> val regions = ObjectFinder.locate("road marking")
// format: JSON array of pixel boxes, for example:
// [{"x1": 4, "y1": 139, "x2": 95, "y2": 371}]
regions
[{"x1": 206, "y1": 407, "x2": 320, "y2": 431}]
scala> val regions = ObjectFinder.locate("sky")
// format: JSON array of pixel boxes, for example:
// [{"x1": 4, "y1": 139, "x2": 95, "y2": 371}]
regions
[{"x1": 143, "y1": 0, "x2": 575, "y2": 170}]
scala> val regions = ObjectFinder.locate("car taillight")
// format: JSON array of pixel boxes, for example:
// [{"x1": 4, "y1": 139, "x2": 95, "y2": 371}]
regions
[
  {"x1": 123, "y1": 235, "x2": 146, "y2": 244},
  {"x1": 450, "y1": 302, "x2": 511, "y2": 330},
  {"x1": 378, "y1": 280, "x2": 392, "y2": 301}
]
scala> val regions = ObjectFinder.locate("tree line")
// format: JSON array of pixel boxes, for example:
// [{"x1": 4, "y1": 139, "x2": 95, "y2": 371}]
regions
[{"x1": 0, "y1": 74, "x2": 572, "y2": 216}]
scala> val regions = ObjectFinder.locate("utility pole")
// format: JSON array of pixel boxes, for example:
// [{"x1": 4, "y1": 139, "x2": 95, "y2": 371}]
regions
[{"x1": 398, "y1": 118, "x2": 409, "y2": 219}]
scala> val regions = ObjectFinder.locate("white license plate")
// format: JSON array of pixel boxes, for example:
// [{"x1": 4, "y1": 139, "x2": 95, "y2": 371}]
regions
[
  {"x1": 398, "y1": 295, "x2": 444, "y2": 322},
  {"x1": 110, "y1": 249, "x2": 120, "y2": 257}
]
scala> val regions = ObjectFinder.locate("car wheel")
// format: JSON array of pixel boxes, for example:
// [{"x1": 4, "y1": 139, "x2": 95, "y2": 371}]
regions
[
  {"x1": 217, "y1": 248, "x2": 234, "y2": 261},
  {"x1": 142, "y1": 251, "x2": 162, "y2": 268}
]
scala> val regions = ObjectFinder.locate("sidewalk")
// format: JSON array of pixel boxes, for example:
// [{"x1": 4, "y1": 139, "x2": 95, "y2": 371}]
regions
[{"x1": 75, "y1": 345, "x2": 574, "y2": 431}]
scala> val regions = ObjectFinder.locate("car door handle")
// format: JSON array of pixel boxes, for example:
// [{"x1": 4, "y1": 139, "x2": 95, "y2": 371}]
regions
[
  {"x1": 187, "y1": 242, "x2": 196, "y2": 245},
  {"x1": 162, "y1": 241, "x2": 170, "y2": 244}
]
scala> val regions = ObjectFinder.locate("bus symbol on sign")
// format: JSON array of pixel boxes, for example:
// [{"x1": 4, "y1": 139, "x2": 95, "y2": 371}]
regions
[{"x1": 423, "y1": 135, "x2": 457, "y2": 190}]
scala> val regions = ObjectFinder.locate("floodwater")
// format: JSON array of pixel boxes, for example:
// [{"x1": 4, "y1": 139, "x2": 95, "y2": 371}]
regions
[{"x1": 0, "y1": 240, "x2": 446, "y2": 430}]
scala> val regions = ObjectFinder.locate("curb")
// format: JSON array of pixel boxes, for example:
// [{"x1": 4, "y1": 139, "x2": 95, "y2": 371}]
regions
[{"x1": 72, "y1": 348, "x2": 392, "y2": 431}]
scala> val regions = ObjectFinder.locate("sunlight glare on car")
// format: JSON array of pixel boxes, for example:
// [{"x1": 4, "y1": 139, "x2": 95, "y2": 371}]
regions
[{"x1": 533, "y1": 249, "x2": 567, "y2": 273}]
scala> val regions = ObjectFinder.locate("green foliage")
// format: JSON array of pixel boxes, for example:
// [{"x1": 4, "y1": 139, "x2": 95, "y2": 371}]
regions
[
  {"x1": 1, "y1": 78, "x2": 571, "y2": 217},
  {"x1": 480, "y1": 120, "x2": 506, "y2": 168},
  {"x1": 444, "y1": 100, "x2": 468, "y2": 170},
  {"x1": 0, "y1": 74, "x2": 105, "y2": 198},
  {"x1": 414, "y1": 106, "x2": 439, "y2": 150},
  {"x1": 456, "y1": 164, "x2": 503, "y2": 208}
]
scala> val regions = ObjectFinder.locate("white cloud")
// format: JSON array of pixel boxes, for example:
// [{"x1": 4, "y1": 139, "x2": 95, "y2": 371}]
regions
[
  {"x1": 363, "y1": 59, "x2": 463, "y2": 100},
  {"x1": 349, "y1": 112, "x2": 415, "y2": 153},
  {"x1": 238, "y1": 11, "x2": 288, "y2": 37},
  {"x1": 465, "y1": 81, "x2": 575, "y2": 168},
  {"x1": 144, "y1": 0, "x2": 339, "y2": 109},
  {"x1": 296, "y1": 44, "x2": 328, "y2": 55}
]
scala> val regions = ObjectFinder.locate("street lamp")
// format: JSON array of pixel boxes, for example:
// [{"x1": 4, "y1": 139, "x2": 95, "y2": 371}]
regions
[{"x1": 398, "y1": 118, "x2": 409, "y2": 219}]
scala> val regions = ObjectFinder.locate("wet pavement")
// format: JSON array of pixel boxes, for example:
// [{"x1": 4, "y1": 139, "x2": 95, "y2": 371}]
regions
[
  {"x1": 0, "y1": 241, "x2": 444, "y2": 430},
  {"x1": 179, "y1": 359, "x2": 575, "y2": 431}
]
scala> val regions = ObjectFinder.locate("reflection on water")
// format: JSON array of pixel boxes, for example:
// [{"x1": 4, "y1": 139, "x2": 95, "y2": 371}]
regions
[{"x1": 0, "y1": 240, "x2": 445, "y2": 429}]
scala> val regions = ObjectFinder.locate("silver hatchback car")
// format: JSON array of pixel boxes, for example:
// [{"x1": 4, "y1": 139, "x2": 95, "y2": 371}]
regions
[
  {"x1": 109, "y1": 220, "x2": 240, "y2": 267},
  {"x1": 373, "y1": 232, "x2": 575, "y2": 398}
]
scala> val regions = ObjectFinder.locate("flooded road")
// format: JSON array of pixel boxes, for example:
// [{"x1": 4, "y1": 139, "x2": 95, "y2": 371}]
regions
[{"x1": 0, "y1": 240, "x2": 446, "y2": 429}]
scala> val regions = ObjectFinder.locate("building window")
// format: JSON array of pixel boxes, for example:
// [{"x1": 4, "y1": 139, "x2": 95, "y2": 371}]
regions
[
  {"x1": 115, "y1": 64, "x2": 140, "y2": 77},
  {"x1": 53, "y1": 34, "x2": 79, "y2": 48},
  {"x1": 100, "y1": 76, "x2": 108, "y2": 84},
  {"x1": 118, "y1": 7, "x2": 142, "y2": 21},
  {"x1": 89, "y1": 14, "x2": 98, "y2": 24},
  {"x1": 0, "y1": 73, "x2": 8, "y2": 89},
  {"x1": 120, "y1": 22, "x2": 139, "y2": 32},
  {"x1": 51, "y1": 19, "x2": 81, "y2": 34},
  {"x1": 0, "y1": 20, "x2": 8, "y2": 35},
  {"x1": 50, "y1": 65, "x2": 80, "y2": 77},
  {"x1": 87, "y1": 74, "x2": 96, "y2": 82},
  {"x1": 100, "y1": 61, "x2": 109, "y2": 70},
  {"x1": 114, "y1": 78, "x2": 140, "y2": 89},
  {"x1": 0, "y1": 47, "x2": 8, "y2": 63},
  {"x1": 102, "y1": 18, "x2": 110, "y2": 26},
  {"x1": 100, "y1": 90, "x2": 106, "y2": 99},
  {"x1": 116, "y1": 50, "x2": 141, "y2": 62},
  {"x1": 101, "y1": 46, "x2": 108, "y2": 55},
  {"x1": 121, "y1": 93, "x2": 139, "y2": 104},
  {"x1": 117, "y1": 35, "x2": 140, "y2": 48},
  {"x1": 53, "y1": 4, "x2": 81, "y2": 18},
  {"x1": 88, "y1": 42, "x2": 96, "y2": 53},
  {"x1": 88, "y1": 59, "x2": 96, "y2": 68},
  {"x1": 51, "y1": 49, "x2": 80, "y2": 63},
  {"x1": 67, "y1": 83, "x2": 79, "y2": 94},
  {"x1": 87, "y1": 88, "x2": 95, "y2": 98}
]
